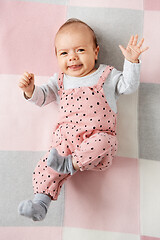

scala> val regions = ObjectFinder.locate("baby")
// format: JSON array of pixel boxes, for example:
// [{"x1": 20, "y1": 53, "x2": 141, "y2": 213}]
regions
[{"x1": 18, "y1": 18, "x2": 148, "y2": 221}]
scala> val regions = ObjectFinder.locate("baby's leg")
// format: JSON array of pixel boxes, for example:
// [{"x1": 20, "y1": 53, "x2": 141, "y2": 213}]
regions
[
  {"x1": 18, "y1": 152, "x2": 72, "y2": 221},
  {"x1": 33, "y1": 153, "x2": 72, "y2": 199},
  {"x1": 18, "y1": 193, "x2": 51, "y2": 221},
  {"x1": 72, "y1": 131, "x2": 117, "y2": 171}
]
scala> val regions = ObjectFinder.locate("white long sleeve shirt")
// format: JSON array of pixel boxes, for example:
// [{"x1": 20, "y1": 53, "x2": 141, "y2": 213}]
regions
[{"x1": 28, "y1": 59, "x2": 140, "y2": 113}]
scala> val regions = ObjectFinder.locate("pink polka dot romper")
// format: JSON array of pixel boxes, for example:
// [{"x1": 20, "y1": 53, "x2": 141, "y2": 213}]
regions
[{"x1": 33, "y1": 65, "x2": 118, "y2": 200}]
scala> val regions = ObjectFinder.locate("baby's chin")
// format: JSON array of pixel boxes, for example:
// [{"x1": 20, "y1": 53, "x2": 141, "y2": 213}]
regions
[{"x1": 64, "y1": 66, "x2": 97, "y2": 78}]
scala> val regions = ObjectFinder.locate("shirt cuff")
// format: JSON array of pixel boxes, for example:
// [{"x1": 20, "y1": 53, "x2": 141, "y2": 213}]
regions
[
  {"x1": 24, "y1": 85, "x2": 45, "y2": 106},
  {"x1": 124, "y1": 58, "x2": 141, "y2": 65}
]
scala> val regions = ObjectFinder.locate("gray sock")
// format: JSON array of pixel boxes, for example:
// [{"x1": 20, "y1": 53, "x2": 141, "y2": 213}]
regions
[
  {"x1": 18, "y1": 193, "x2": 51, "y2": 221},
  {"x1": 47, "y1": 148, "x2": 76, "y2": 175}
]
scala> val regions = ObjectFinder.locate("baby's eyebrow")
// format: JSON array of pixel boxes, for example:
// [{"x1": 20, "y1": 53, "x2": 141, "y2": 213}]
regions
[{"x1": 58, "y1": 49, "x2": 68, "y2": 53}]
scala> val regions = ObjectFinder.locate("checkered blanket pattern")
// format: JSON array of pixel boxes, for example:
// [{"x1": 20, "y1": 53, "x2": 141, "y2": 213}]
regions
[{"x1": 0, "y1": 1, "x2": 159, "y2": 239}]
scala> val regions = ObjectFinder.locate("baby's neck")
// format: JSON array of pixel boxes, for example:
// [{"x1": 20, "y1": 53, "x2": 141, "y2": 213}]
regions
[{"x1": 85, "y1": 68, "x2": 97, "y2": 77}]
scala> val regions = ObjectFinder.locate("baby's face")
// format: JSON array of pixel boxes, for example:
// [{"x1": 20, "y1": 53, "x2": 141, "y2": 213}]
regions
[{"x1": 55, "y1": 24, "x2": 99, "y2": 77}]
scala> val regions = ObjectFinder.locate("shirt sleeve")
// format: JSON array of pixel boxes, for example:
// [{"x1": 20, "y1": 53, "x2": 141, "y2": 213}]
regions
[
  {"x1": 113, "y1": 59, "x2": 141, "y2": 97},
  {"x1": 26, "y1": 73, "x2": 59, "y2": 107}
]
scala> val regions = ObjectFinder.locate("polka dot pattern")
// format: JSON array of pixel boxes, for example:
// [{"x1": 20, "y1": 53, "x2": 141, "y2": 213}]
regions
[
  {"x1": 32, "y1": 151, "x2": 70, "y2": 200},
  {"x1": 33, "y1": 66, "x2": 118, "y2": 199}
]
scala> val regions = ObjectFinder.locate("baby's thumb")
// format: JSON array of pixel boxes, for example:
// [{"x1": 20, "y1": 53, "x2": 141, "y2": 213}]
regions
[
  {"x1": 28, "y1": 73, "x2": 34, "y2": 83},
  {"x1": 119, "y1": 45, "x2": 126, "y2": 55}
]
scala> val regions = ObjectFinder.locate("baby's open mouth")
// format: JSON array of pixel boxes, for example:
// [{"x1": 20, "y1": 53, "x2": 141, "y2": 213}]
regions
[{"x1": 68, "y1": 64, "x2": 83, "y2": 70}]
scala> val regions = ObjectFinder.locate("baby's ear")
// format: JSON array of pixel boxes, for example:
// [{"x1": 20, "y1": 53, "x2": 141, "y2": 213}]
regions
[{"x1": 95, "y1": 45, "x2": 100, "y2": 60}]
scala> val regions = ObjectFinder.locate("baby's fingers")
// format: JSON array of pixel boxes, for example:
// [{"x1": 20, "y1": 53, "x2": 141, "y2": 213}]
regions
[
  {"x1": 22, "y1": 76, "x2": 30, "y2": 85},
  {"x1": 19, "y1": 73, "x2": 31, "y2": 88},
  {"x1": 19, "y1": 82, "x2": 26, "y2": 89},
  {"x1": 137, "y1": 38, "x2": 144, "y2": 48},
  {"x1": 119, "y1": 45, "x2": 126, "y2": 55},
  {"x1": 128, "y1": 35, "x2": 134, "y2": 46},
  {"x1": 19, "y1": 78, "x2": 29, "y2": 88},
  {"x1": 133, "y1": 34, "x2": 138, "y2": 46},
  {"x1": 24, "y1": 72, "x2": 31, "y2": 80},
  {"x1": 140, "y1": 46, "x2": 149, "y2": 53},
  {"x1": 137, "y1": 38, "x2": 149, "y2": 53}
]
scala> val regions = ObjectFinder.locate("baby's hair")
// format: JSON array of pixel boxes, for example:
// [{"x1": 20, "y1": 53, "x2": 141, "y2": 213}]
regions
[{"x1": 55, "y1": 18, "x2": 98, "y2": 52}]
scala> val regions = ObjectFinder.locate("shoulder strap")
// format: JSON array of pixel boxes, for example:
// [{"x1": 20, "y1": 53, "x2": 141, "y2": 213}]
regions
[
  {"x1": 57, "y1": 72, "x2": 64, "y2": 92},
  {"x1": 96, "y1": 66, "x2": 113, "y2": 90}
]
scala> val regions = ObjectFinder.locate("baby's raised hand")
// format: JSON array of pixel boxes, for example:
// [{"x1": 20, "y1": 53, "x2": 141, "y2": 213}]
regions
[
  {"x1": 19, "y1": 72, "x2": 35, "y2": 98},
  {"x1": 119, "y1": 35, "x2": 149, "y2": 63}
]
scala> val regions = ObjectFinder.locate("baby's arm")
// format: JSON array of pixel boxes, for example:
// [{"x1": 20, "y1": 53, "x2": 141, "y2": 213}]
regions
[
  {"x1": 19, "y1": 73, "x2": 59, "y2": 106},
  {"x1": 114, "y1": 35, "x2": 149, "y2": 96},
  {"x1": 114, "y1": 59, "x2": 141, "y2": 96}
]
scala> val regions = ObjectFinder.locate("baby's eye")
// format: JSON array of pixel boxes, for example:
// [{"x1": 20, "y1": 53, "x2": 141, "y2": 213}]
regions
[
  {"x1": 60, "y1": 52, "x2": 68, "y2": 56},
  {"x1": 77, "y1": 49, "x2": 85, "y2": 53}
]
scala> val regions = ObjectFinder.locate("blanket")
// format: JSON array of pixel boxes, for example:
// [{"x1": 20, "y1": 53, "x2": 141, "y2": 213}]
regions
[{"x1": 0, "y1": 0, "x2": 160, "y2": 239}]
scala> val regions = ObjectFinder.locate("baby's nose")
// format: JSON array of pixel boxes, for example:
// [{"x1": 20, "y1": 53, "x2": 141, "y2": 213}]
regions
[{"x1": 69, "y1": 52, "x2": 78, "y2": 61}]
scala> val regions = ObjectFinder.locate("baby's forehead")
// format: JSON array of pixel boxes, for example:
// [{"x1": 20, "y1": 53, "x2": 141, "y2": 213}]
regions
[
  {"x1": 56, "y1": 23, "x2": 93, "y2": 38},
  {"x1": 55, "y1": 24, "x2": 95, "y2": 48}
]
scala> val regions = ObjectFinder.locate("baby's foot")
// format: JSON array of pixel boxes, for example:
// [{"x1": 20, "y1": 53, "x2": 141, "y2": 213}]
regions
[
  {"x1": 18, "y1": 200, "x2": 47, "y2": 221},
  {"x1": 47, "y1": 148, "x2": 76, "y2": 175},
  {"x1": 18, "y1": 193, "x2": 51, "y2": 221}
]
